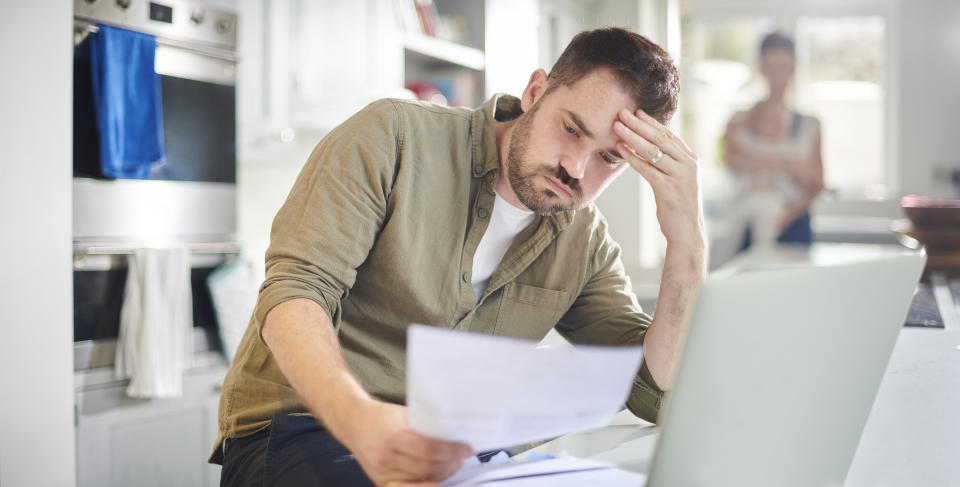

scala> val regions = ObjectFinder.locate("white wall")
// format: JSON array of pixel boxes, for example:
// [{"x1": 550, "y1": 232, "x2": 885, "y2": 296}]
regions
[
  {"x1": 486, "y1": 0, "x2": 540, "y2": 97},
  {"x1": 0, "y1": 1, "x2": 76, "y2": 486},
  {"x1": 898, "y1": 0, "x2": 960, "y2": 198}
]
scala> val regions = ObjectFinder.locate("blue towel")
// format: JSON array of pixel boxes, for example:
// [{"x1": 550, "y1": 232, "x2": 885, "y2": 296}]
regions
[{"x1": 89, "y1": 24, "x2": 165, "y2": 179}]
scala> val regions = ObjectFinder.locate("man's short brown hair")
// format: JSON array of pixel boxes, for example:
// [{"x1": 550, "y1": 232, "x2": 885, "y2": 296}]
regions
[{"x1": 546, "y1": 27, "x2": 680, "y2": 124}]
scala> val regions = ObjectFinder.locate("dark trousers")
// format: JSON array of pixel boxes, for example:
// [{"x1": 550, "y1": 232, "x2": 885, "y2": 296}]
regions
[
  {"x1": 777, "y1": 212, "x2": 814, "y2": 243},
  {"x1": 740, "y1": 211, "x2": 814, "y2": 251},
  {"x1": 220, "y1": 413, "x2": 375, "y2": 487}
]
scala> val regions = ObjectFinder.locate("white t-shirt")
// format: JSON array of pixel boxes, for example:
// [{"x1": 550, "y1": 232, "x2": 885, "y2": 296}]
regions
[{"x1": 471, "y1": 191, "x2": 536, "y2": 301}]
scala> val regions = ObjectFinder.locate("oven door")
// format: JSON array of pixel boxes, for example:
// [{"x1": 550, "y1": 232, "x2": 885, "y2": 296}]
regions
[
  {"x1": 73, "y1": 39, "x2": 237, "y2": 243},
  {"x1": 75, "y1": 40, "x2": 236, "y2": 183}
]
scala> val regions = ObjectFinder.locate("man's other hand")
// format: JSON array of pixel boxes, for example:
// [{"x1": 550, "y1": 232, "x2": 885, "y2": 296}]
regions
[
  {"x1": 343, "y1": 400, "x2": 473, "y2": 487},
  {"x1": 613, "y1": 108, "x2": 705, "y2": 251}
]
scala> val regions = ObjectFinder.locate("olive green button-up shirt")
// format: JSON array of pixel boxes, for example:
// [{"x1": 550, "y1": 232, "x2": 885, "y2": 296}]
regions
[{"x1": 211, "y1": 94, "x2": 664, "y2": 463}]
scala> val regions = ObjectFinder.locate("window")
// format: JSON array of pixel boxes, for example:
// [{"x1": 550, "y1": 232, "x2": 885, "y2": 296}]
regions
[{"x1": 795, "y1": 16, "x2": 885, "y2": 197}]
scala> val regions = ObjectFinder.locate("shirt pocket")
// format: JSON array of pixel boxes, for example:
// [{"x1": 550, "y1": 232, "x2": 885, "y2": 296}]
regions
[{"x1": 494, "y1": 282, "x2": 569, "y2": 340}]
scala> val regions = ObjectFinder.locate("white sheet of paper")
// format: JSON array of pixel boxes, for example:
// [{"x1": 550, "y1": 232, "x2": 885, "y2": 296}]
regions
[
  {"x1": 494, "y1": 465, "x2": 646, "y2": 486},
  {"x1": 406, "y1": 325, "x2": 644, "y2": 452},
  {"x1": 439, "y1": 457, "x2": 647, "y2": 487}
]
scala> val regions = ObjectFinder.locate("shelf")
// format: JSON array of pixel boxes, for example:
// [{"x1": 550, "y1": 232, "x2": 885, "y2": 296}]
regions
[{"x1": 403, "y1": 32, "x2": 485, "y2": 71}]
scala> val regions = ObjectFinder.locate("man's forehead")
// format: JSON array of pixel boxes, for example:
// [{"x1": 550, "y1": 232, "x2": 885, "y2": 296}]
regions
[
  {"x1": 549, "y1": 76, "x2": 635, "y2": 138},
  {"x1": 555, "y1": 71, "x2": 634, "y2": 109}
]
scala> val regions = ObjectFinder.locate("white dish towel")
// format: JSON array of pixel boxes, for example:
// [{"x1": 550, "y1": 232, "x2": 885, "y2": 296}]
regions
[{"x1": 115, "y1": 246, "x2": 193, "y2": 398}]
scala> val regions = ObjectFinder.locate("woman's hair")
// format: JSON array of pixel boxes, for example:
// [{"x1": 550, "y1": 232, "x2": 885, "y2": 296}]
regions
[
  {"x1": 546, "y1": 27, "x2": 680, "y2": 124},
  {"x1": 760, "y1": 32, "x2": 795, "y2": 57}
]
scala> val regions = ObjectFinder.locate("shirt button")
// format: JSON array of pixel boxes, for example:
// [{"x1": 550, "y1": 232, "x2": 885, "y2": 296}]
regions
[
  {"x1": 484, "y1": 172, "x2": 495, "y2": 184},
  {"x1": 478, "y1": 207, "x2": 489, "y2": 218},
  {"x1": 462, "y1": 272, "x2": 470, "y2": 282},
  {"x1": 472, "y1": 164, "x2": 482, "y2": 175}
]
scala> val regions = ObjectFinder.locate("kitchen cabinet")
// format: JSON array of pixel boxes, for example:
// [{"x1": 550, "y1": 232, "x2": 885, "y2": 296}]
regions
[
  {"x1": 75, "y1": 353, "x2": 227, "y2": 487},
  {"x1": 236, "y1": 0, "x2": 399, "y2": 160},
  {"x1": 287, "y1": 0, "x2": 404, "y2": 132},
  {"x1": 237, "y1": 0, "x2": 487, "y2": 161},
  {"x1": 402, "y1": 0, "x2": 486, "y2": 108}
]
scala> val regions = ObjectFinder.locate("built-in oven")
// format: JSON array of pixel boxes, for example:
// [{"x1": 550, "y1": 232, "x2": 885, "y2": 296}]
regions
[{"x1": 72, "y1": 0, "x2": 238, "y2": 370}]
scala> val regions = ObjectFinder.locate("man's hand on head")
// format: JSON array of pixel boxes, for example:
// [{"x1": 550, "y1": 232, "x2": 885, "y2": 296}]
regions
[
  {"x1": 613, "y1": 108, "x2": 706, "y2": 252},
  {"x1": 343, "y1": 399, "x2": 473, "y2": 487}
]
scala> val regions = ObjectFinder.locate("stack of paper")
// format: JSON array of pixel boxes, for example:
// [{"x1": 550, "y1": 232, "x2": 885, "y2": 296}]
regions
[{"x1": 439, "y1": 456, "x2": 646, "y2": 487}]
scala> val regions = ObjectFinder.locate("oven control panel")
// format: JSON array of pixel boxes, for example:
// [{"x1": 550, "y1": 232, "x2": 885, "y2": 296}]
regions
[{"x1": 74, "y1": 0, "x2": 237, "y2": 50}]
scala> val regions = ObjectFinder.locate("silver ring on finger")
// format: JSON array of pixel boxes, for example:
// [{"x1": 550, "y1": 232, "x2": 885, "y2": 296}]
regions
[{"x1": 649, "y1": 148, "x2": 664, "y2": 165}]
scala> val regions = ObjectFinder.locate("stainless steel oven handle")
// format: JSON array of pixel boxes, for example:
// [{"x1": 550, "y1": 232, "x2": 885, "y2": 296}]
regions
[
  {"x1": 152, "y1": 33, "x2": 237, "y2": 63},
  {"x1": 73, "y1": 242, "x2": 241, "y2": 270}
]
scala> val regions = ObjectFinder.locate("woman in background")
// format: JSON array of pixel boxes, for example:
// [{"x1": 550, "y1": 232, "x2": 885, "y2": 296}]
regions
[{"x1": 723, "y1": 32, "x2": 824, "y2": 248}]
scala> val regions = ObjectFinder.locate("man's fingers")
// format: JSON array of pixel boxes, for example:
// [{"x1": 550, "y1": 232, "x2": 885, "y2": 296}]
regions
[
  {"x1": 618, "y1": 108, "x2": 695, "y2": 165},
  {"x1": 614, "y1": 121, "x2": 665, "y2": 165},
  {"x1": 384, "y1": 481, "x2": 438, "y2": 487},
  {"x1": 390, "y1": 461, "x2": 450, "y2": 482},
  {"x1": 385, "y1": 431, "x2": 471, "y2": 480},
  {"x1": 614, "y1": 120, "x2": 681, "y2": 178},
  {"x1": 390, "y1": 448, "x2": 465, "y2": 480},
  {"x1": 619, "y1": 142, "x2": 666, "y2": 184},
  {"x1": 617, "y1": 109, "x2": 675, "y2": 159},
  {"x1": 616, "y1": 120, "x2": 660, "y2": 162},
  {"x1": 638, "y1": 108, "x2": 698, "y2": 160},
  {"x1": 395, "y1": 432, "x2": 472, "y2": 463},
  {"x1": 633, "y1": 108, "x2": 698, "y2": 159}
]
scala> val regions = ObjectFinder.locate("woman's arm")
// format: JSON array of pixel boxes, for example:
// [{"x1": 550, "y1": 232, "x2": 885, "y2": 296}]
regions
[
  {"x1": 778, "y1": 128, "x2": 825, "y2": 231},
  {"x1": 791, "y1": 129, "x2": 825, "y2": 197},
  {"x1": 723, "y1": 114, "x2": 787, "y2": 172}
]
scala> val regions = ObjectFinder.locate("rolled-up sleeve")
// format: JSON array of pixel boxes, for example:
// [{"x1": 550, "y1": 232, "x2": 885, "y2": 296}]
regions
[
  {"x1": 555, "y1": 218, "x2": 665, "y2": 423},
  {"x1": 253, "y1": 99, "x2": 402, "y2": 342}
]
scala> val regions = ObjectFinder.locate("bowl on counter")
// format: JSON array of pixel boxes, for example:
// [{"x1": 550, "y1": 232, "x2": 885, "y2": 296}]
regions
[
  {"x1": 900, "y1": 195, "x2": 960, "y2": 227},
  {"x1": 891, "y1": 219, "x2": 960, "y2": 250},
  {"x1": 897, "y1": 195, "x2": 960, "y2": 269}
]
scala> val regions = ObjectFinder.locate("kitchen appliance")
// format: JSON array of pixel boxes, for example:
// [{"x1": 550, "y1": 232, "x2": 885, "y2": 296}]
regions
[{"x1": 72, "y1": 0, "x2": 239, "y2": 370}]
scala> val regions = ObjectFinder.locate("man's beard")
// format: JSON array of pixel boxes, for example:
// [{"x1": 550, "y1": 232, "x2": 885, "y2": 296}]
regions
[{"x1": 505, "y1": 102, "x2": 583, "y2": 216}]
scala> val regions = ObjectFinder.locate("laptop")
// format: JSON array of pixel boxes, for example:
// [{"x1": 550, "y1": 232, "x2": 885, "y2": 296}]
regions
[{"x1": 644, "y1": 250, "x2": 926, "y2": 487}]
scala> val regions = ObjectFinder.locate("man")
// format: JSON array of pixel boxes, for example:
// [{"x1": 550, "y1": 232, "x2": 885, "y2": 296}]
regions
[{"x1": 214, "y1": 27, "x2": 705, "y2": 487}]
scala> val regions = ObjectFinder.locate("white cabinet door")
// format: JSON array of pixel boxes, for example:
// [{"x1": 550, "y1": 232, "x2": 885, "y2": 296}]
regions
[
  {"x1": 295, "y1": 0, "x2": 402, "y2": 104},
  {"x1": 290, "y1": 0, "x2": 403, "y2": 130},
  {"x1": 238, "y1": 0, "x2": 403, "y2": 155},
  {"x1": 76, "y1": 362, "x2": 227, "y2": 487}
]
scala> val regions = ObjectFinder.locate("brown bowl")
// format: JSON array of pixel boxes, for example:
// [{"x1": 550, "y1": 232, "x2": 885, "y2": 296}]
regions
[
  {"x1": 900, "y1": 195, "x2": 960, "y2": 227},
  {"x1": 892, "y1": 219, "x2": 960, "y2": 250}
]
